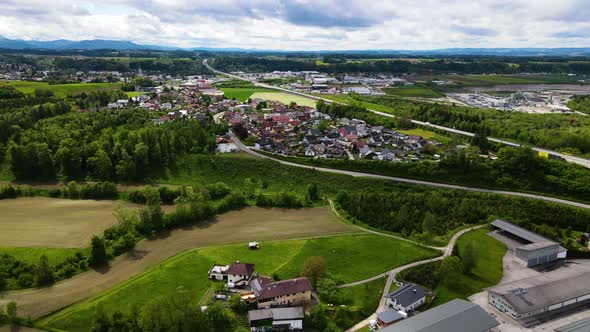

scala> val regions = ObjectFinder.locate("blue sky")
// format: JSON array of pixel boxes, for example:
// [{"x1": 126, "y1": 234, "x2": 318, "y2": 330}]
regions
[{"x1": 0, "y1": 0, "x2": 589, "y2": 50}]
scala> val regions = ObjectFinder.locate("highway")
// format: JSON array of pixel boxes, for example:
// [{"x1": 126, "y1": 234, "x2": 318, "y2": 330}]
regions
[
  {"x1": 204, "y1": 59, "x2": 590, "y2": 169},
  {"x1": 228, "y1": 132, "x2": 590, "y2": 210}
]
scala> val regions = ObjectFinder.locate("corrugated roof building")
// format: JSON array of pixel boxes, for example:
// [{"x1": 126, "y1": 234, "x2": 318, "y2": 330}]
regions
[
  {"x1": 491, "y1": 219, "x2": 567, "y2": 267},
  {"x1": 380, "y1": 299, "x2": 498, "y2": 332}
]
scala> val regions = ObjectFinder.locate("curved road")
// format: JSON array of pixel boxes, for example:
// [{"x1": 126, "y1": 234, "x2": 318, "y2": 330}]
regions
[
  {"x1": 343, "y1": 225, "x2": 485, "y2": 332},
  {"x1": 229, "y1": 132, "x2": 590, "y2": 210},
  {"x1": 205, "y1": 59, "x2": 590, "y2": 169}
]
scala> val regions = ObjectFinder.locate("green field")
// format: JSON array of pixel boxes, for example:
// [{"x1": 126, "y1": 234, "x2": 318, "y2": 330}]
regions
[
  {"x1": 220, "y1": 87, "x2": 273, "y2": 102},
  {"x1": 250, "y1": 91, "x2": 317, "y2": 107},
  {"x1": 431, "y1": 229, "x2": 506, "y2": 306},
  {"x1": 0, "y1": 80, "x2": 122, "y2": 97},
  {"x1": 43, "y1": 234, "x2": 438, "y2": 331},
  {"x1": 124, "y1": 91, "x2": 146, "y2": 98},
  {"x1": 0, "y1": 247, "x2": 88, "y2": 265},
  {"x1": 382, "y1": 85, "x2": 443, "y2": 98},
  {"x1": 417, "y1": 74, "x2": 581, "y2": 87}
]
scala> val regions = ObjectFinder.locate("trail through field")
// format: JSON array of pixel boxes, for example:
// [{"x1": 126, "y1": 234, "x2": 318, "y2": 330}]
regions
[{"x1": 0, "y1": 206, "x2": 356, "y2": 319}]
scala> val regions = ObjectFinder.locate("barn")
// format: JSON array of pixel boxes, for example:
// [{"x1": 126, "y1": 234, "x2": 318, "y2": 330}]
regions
[{"x1": 491, "y1": 219, "x2": 567, "y2": 267}]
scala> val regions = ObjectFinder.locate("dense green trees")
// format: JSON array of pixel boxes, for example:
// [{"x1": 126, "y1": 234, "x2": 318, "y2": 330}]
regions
[
  {"x1": 90, "y1": 236, "x2": 108, "y2": 267},
  {"x1": 3, "y1": 105, "x2": 221, "y2": 182},
  {"x1": 569, "y1": 95, "x2": 590, "y2": 115},
  {"x1": 336, "y1": 188, "x2": 590, "y2": 248}
]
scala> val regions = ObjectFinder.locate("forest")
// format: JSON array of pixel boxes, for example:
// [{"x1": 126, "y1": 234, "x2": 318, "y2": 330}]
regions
[
  {"x1": 212, "y1": 56, "x2": 590, "y2": 74},
  {"x1": 335, "y1": 188, "x2": 590, "y2": 250},
  {"x1": 0, "y1": 91, "x2": 223, "y2": 182}
]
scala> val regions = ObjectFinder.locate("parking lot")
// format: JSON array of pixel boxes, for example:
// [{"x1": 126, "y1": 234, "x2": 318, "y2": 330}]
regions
[{"x1": 469, "y1": 231, "x2": 590, "y2": 331}]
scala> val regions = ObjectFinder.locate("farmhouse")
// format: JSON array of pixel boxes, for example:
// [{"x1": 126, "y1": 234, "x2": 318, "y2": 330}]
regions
[
  {"x1": 491, "y1": 219, "x2": 567, "y2": 267},
  {"x1": 487, "y1": 267, "x2": 590, "y2": 327},
  {"x1": 208, "y1": 262, "x2": 255, "y2": 287},
  {"x1": 251, "y1": 276, "x2": 312, "y2": 309},
  {"x1": 248, "y1": 307, "x2": 304, "y2": 331},
  {"x1": 385, "y1": 283, "x2": 427, "y2": 312},
  {"x1": 226, "y1": 261, "x2": 255, "y2": 287},
  {"x1": 381, "y1": 299, "x2": 498, "y2": 332}
]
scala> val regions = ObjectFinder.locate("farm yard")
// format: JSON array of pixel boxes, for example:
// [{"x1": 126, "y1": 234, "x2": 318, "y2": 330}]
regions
[
  {"x1": 1, "y1": 206, "x2": 359, "y2": 320},
  {"x1": 0, "y1": 197, "x2": 157, "y2": 248},
  {"x1": 41, "y1": 233, "x2": 438, "y2": 332},
  {"x1": 0, "y1": 80, "x2": 122, "y2": 97}
]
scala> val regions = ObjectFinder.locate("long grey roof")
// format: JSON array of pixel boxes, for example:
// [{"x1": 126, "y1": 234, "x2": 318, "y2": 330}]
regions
[
  {"x1": 491, "y1": 219, "x2": 549, "y2": 243},
  {"x1": 248, "y1": 307, "x2": 304, "y2": 322},
  {"x1": 380, "y1": 299, "x2": 498, "y2": 332},
  {"x1": 555, "y1": 317, "x2": 590, "y2": 332},
  {"x1": 487, "y1": 267, "x2": 590, "y2": 314},
  {"x1": 385, "y1": 283, "x2": 427, "y2": 307}
]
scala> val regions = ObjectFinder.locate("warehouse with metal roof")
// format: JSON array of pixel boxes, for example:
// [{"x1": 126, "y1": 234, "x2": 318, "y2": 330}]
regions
[
  {"x1": 380, "y1": 299, "x2": 498, "y2": 332},
  {"x1": 491, "y1": 219, "x2": 567, "y2": 267},
  {"x1": 487, "y1": 266, "x2": 590, "y2": 327}
]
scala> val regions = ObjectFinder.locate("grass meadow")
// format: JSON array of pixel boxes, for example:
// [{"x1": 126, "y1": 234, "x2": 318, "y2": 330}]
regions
[
  {"x1": 431, "y1": 228, "x2": 506, "y2": 306},
  {"x1": 0, "y1": 80, "x2": 122, "y2": 97},
  {"x1": 382, "y1": 85, "x2": 443, "y2": 98},
  {"x1": 43, "y1": 234, "x2": 438, "y2": 331}
]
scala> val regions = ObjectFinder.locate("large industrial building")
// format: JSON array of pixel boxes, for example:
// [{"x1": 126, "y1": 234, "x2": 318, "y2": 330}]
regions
[
  {"x1": 487, "y1": 267, "x2": 590, "y2": 327},
  {"x1": 381, "y1": 299, "x2": 498, "y2": 332},
  {"x1": 491, "y1": 219, "x2": 567, "y2": 267}
]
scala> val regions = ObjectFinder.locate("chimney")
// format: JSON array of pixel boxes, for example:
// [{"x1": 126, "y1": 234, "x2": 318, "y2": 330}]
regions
[{"x1": 414, "y1": 289, "x2": 417, "y2": 294}]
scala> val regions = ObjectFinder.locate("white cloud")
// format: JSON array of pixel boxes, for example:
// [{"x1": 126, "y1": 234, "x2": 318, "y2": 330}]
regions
[{"x1": 0, "y1": 0, "x2": 588, "y2": 50}]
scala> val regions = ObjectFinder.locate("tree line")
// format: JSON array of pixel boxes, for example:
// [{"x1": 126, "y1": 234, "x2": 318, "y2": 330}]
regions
[{"x1": 335, "y1": 188, "x2": 590, "y2": 250}]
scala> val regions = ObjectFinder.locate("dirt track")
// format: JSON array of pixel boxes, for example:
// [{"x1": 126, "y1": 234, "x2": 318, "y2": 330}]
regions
[{"x1": 0, "y1": 206, "x2": 356, "y2": 319}]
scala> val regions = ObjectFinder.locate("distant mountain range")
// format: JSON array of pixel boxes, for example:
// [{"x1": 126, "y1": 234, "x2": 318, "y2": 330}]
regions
[{"x1": 1, "y1": 36, "x2": 590, "y2": 56}]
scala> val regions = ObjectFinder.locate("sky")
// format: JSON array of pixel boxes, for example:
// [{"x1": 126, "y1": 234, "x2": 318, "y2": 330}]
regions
[{"x1": 0, "y1": 0, "x2": 589, "y2": 50}]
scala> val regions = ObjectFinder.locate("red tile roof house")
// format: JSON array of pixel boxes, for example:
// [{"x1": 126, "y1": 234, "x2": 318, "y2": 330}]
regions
[
  {"x1": 226, "y1": 262, "x2": 255, "y2": 287},
  {"x1": 251, "y1": 276, "x2": 312, "y2": 309}
]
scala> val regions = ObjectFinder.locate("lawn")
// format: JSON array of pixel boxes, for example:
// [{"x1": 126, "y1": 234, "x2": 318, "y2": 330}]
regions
[
  {"x1": 382, "y1": 85, "x2": 443, "y2": 98},
  {"x1": 430, "y1": 228, "x2": 506, "y2": 306},
  {"x1": 0, "y1": 80, "x2": 122, "y2": 97},
  {"x1": 0, "y1": 197, "x2": 149, "y2": 248},
  {"x1": 220, "y1": 87, "x2": 273, "y2": 102},
  {"x1": 125, "y1": 91, "x2": 146, "y2": 98},
  {"x1": 0, "y1": 247, "x2": 89, "y2": 265},
  {"x1": 42, "y1": 233, "x2": 438, "y2": 331},
  {"x1": 250, "y1": 91, "x2": 318, "y2": 107},
  {"x1": 274, "y1": 234, "x2": 440, "y2": 284}
]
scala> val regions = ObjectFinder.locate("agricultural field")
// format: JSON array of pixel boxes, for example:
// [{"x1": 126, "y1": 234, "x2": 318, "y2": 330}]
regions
[
  {"x1": 220, "y1": 87, "x2": 273, "y2": 101},
  {"x1": 0, "y1": 80, "x2": 122, "y2": 97},
  {"x1": 431, "y1": 229, "x2": 506, "y2": 306},
  {"x1": 0, "y1": 197, "x2": 153, "y2": 248},
  {"x1": 416, "y1": 74, "x2": 581, "y2": 87},
  {"x1": 4, "y1": 206, "x2": 358, "y2": 319},
  {"x1": 249, "y1": 91, "x2": 317, "y2": 107},
  {"x1": 42, "y1": 233, "x2": 436, "y2": 332},
  {"x1": 382, "y1": 85, "x2": 443, "y2": 98},
  {"x1": 124, "y1": 91, "x2": 146, "y2": 98}
]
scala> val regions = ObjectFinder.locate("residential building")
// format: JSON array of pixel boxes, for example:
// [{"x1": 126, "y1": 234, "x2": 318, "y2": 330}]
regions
[
  {"x1": 226, "y1": 262, "x2": 255, "y2": 287},
  {"x1": 385, "y1": 283, "x2": 427, "y2": 312},
  {"x1": 251, "y1": 277, "x2": 312, "y2": 309},
  {"x1": 376, "y1": 308, "x2": 405, "y2": 328},
  {"x1": 381, "y1": 299, "x2": 498, "y2": 332}
]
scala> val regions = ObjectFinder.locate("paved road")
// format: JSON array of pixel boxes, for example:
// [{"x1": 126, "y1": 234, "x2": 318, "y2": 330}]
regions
[
  {"x1": 229, "y1": 132, "x2": 590, "y2": 210},
  {"x1": 343, "y1": 225, "x2": 485, "y2": 332},
  {"x1": 205, "y1": 59, "x2": 590, "y2": 169}
]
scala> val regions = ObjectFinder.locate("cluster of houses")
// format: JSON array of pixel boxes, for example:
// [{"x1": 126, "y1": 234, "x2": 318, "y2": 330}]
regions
[
  {"x1": 219, "y1": 99, "x2": 439, "y2": 162},
  {"x1": 208, "y1": 261, "x2": 312, "y2": 331}
]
